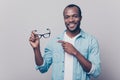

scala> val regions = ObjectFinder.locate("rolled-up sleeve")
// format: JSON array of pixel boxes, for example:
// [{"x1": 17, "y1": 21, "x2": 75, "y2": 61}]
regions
[
  {"x1": 87, "y1": 37, "x2": 101, "y2": 77},
  {"x1": 35, "y1": 60, "x2": 45, "y2": 70}
]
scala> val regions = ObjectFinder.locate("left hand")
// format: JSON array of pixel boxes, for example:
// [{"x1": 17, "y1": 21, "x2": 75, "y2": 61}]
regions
[{"x1": 58, "y1": 40, "x2": 77, "y2": 56}]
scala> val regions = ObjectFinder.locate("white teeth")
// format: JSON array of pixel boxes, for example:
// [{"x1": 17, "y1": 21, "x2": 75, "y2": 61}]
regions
[{"x1": 69, "y1": 23, "x2": 75, "y2": 26}]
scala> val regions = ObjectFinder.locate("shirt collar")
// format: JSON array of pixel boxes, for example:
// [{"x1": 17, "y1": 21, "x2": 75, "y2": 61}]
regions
[{"x1": 78, "y1": 29, "x2": 86, "y2": 38}]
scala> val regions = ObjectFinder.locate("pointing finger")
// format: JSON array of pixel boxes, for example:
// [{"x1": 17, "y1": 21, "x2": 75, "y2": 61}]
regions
[{"x1": 58, "y1": 40, "x2": 65, "y2": 44}]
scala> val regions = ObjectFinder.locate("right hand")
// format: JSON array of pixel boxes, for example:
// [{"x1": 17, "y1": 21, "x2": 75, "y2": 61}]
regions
[{"x1": 29, "y1": 30, "x2": 40, "y2": 48}]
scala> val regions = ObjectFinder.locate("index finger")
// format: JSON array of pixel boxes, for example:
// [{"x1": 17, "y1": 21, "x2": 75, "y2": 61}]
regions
[
  {"x1": 58, "y1": 40, "x2": 65, "y2": 44},
  {"x1": 31, "y1": 30, "x2": 37, "y2": 34},
  {"x1": 31, "y1": 30, "x2": 38, "y2": 37}
]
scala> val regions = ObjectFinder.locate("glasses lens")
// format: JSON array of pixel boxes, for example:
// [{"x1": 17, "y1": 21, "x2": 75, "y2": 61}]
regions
[{"x1": 43, "y1": 33, "x2": 50, "y2": 38}]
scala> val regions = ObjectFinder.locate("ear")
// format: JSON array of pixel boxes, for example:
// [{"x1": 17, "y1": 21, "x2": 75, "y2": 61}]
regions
[{"x1": 80, "y1": 16, "x2": 82, "y2": 21}]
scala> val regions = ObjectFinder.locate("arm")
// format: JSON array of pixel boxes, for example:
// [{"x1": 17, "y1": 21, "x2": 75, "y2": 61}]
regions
[
  {"x1": 73, "y1": 50, "x2": 92, "y2": 72},
  {"x1": 58, "y1": 38, "x2": 101, "y2": 77},
  {"x1": 58, "y1": 40, "x2": 91, "y2": 72},
  {"x1": 29, "y1": 31, "x2": 53, "y2": 73},
  {"x1": 29, "y1": 31, "x2": 43, "y2": 66},
  {"x1": 33, "y1": 47, "x2": 43, "y2": 66},
  {"x1": 87, "y1": 38, "x2": 101, "y2": 77}
]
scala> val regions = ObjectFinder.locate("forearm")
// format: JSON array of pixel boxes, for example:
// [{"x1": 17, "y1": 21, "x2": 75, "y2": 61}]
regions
[
  {"x1": 33, "y1": 47, "x2": 43, "y2": 66},
  {"x1": 74, "y1": 50, "x2": 92, "y2": 72}
]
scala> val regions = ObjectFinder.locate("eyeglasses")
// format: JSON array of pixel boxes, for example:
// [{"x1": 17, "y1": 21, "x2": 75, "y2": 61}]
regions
[{"x1": 34, "y1": 28, "x2": 51, "y2": 39}]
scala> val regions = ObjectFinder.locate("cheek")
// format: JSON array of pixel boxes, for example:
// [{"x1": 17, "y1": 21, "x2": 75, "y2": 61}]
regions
[
  {"x1": 75, "y1": 18, "x2": 80, "y2": 23},
  {"x1": 64, "y1": 19, "x2": 69, "y2": 24}
]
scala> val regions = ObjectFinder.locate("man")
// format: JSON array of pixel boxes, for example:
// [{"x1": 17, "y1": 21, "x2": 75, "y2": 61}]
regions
[{"x1": 29, "y1": 4, "x2": 101, "y2": 80}]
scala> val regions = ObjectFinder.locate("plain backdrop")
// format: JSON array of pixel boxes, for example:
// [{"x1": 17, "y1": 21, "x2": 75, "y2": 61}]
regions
[{"x1": 0, "y1": 0, "x2": 120, "y2": 80}]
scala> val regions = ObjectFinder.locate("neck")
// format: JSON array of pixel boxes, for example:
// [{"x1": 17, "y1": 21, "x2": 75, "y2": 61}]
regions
[{"x1": 66, "y1": 29, "x2": 81, "y2": 38}]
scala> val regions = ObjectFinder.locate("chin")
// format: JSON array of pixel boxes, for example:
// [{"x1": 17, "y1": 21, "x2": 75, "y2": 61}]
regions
[
  {"x1": 67, "y1": 26, "x2": 80, "y2": 33},
  {"x1": 68, "y1": 28, "x2": 77, "y2": 32},
  {"x1": 68, "y1": 26, "x2": 77, "y2": 31}
]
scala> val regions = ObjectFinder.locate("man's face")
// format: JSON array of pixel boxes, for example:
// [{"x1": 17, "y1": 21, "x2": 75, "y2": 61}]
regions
[{"x1": 64, "y1": 7, "x2": 82, "y2": 32}]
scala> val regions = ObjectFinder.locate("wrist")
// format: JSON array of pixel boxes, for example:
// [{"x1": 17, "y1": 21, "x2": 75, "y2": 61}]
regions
[
  {"x1": 33, "y1": 46, "x2": 41, "y2": 53},
  {"x1": 33, "y1": 45, "x2": 40, "y2": 50},
  {"x1": 73, "y1": 50, "x2": 79, "y2": 56}
]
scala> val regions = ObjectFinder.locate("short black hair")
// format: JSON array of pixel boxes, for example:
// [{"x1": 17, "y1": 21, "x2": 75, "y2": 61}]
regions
[{"x1": 63, "y1": 4, "x2": 82, "y2": 17}]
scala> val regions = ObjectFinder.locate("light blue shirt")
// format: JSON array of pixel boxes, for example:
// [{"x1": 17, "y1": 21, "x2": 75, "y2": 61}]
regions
[{"x1": 36, "y1": 30, "x2": 101, "y2": 80}]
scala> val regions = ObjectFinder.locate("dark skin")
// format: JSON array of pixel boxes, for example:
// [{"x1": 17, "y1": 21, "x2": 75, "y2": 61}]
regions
[
  {"x1": 29, "y1": 31, "x2": 43, "y2": 65},
  {"x1": 29, "y1": 6, "x2": 91, "y2": 72}
]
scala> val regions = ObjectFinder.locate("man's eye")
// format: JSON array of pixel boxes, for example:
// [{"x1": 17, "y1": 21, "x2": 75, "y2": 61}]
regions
[
  {"x1": 73, "y1": 15, "x2": 79, "y2": 18},
  {"x1": 64, "y1": 16, "x2": 69, "y2": 19}
]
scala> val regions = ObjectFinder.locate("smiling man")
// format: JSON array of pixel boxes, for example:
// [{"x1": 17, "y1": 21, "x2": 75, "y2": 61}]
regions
[{"x1": 29, "y1": 4, "x2": 101, "y2": 80}]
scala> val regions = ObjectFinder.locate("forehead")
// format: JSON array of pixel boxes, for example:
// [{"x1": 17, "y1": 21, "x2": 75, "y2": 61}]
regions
[{"x1": 64, "y1": 7, "x2": 79, "y2": 15}]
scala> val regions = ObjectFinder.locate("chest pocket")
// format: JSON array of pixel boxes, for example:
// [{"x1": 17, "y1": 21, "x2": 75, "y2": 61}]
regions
[
  {"x1": 53, "y1": 52, "x2": 61, "y2": 63},
  {"x1": 76, "y1": 47, "x2": 88, "y2": 59},
  {"x1": 75, "y1": 40, "x2": 89, "y2": 59}
]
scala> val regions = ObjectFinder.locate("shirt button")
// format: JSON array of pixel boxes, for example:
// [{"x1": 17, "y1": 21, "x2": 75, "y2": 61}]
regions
[
  {"x1": 62, "y1": 70, "x2": 64, "y2": 73},
  {"x1": 62, "y1": 61, "x2": 64, "y2": 63}
]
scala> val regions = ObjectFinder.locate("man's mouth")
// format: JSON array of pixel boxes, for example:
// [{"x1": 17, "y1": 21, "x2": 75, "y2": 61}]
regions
[{"x1": 68, "y1": 23, "x2": 76, "y2": 28}]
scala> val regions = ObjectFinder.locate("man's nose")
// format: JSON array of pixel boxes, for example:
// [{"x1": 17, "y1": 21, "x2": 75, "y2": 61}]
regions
[{"x1": 69, "y1": 17, "x2": 74, "y2": 22}]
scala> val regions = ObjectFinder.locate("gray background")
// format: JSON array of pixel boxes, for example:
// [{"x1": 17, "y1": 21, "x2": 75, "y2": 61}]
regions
[{"x1": 0, "y1": 0, "x2": 120, "y2": 80}]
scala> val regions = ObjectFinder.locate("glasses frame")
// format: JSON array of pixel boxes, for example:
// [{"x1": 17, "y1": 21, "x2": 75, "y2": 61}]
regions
[{"x1": 35, "y1": 28, "x2": 51, "y2": 39}]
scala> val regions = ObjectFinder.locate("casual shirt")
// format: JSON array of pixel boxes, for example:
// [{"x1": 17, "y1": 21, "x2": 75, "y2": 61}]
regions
[{"x1": 35, "y1": 29, "x2": 101, "y2": 80}]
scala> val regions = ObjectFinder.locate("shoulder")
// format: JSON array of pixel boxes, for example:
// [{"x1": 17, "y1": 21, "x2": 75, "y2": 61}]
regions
[
  {"x1": 47, "y1": 32, "x2": 64, "y2": 44},
  {"x1": 82, "y1": 30, "x2": 97, "y2": 39},
  {"x1": 80, "y1": 30, "x2": 99, "y2": 44},
  {"x1": 45, "y1": 32, "x2": 64, "y2": 50}
]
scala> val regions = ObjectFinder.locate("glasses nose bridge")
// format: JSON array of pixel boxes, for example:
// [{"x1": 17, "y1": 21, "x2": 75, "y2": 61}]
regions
[{"x1": 41, "y1": 34, "x2": 45, "y2": 37}]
